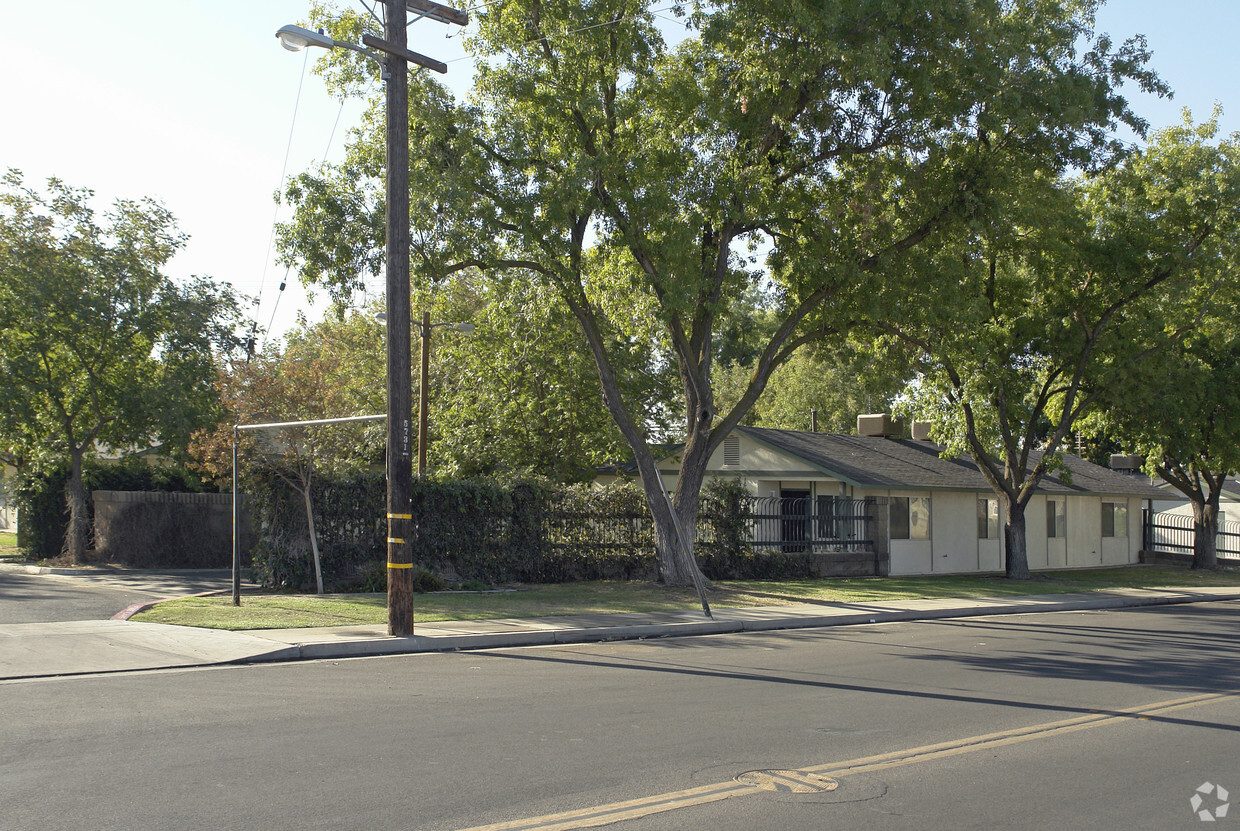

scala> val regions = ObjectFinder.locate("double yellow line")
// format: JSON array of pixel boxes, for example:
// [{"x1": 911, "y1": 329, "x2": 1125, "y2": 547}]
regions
[{"x1": 455, "y1": 689, "x2": 1237, "y2": 831}]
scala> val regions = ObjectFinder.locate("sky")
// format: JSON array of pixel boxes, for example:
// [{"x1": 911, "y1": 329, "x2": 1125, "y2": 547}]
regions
[{"x1": 1, "y1": 1, "x2": 1237, "y2": 343}]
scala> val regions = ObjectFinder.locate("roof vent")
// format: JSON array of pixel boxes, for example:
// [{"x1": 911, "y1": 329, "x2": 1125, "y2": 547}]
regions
[
  {"x1": 857, "y1": 413, "x2": 902, "y2": 438},
  {"x1": 1109, "y1": 454, "x2": 1144, "y2": 472},
  {"x1": 910, "y1": 421, "x2": 932, "y2": 441}
]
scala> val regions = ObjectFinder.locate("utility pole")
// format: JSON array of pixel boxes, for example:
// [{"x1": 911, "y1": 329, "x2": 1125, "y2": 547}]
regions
[
  {"x1": 379, "y1": 0, "x2": 467, "y2": 636},
  {"x1": 383, "y1": 0, "x2": 415, "y2": 637},
  {"x1": 274, "y1": 1, "x2": 466, "y2": 637}
]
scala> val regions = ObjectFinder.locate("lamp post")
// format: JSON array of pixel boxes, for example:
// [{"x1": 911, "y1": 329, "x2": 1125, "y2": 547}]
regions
[{"x1": 276, "y1": 0, "x2": 465, "y2": 637}]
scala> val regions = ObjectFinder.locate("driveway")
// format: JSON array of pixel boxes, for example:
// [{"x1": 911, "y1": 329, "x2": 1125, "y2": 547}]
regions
[{"x1": 0, "y1": 567, "x2": 240, "y2": 623}]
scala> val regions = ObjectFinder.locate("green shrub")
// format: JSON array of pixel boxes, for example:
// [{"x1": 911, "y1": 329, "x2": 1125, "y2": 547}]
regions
[
  {"x1": 246, "y1": 470, "x2": 813, "y2": 591},
  {"x1": 13, "y1": 457, "x2": 213, "y2": 561}
]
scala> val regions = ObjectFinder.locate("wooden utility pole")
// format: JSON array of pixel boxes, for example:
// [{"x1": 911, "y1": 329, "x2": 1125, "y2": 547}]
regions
[
  {"x1": 380, "y1": 0, "x2": 468, "y2": 636},
  {"x1": 385, "y1": 0, "x2": 415, "y2": 636},
  {"x1": 276, "y1": 3, "x2": 464, "y2": 637}
]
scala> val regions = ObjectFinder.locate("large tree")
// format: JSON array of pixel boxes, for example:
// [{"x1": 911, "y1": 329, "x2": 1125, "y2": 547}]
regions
[
  {"x1": 886, "y1": 118, "x2": 1240, "y2": 578},
  {"x1": 405, "y1": 271, "x2": 672, "y2": 479},
  {"x1": 1087, "y1": 264, "x2": 1240, "y2": 571},
  {"x1": 0, "y1": 171, "x2": 241, "y2": 562},
  {"x1": 281, "y1": 0, "x2": 1161, "y2": 584},
  {"x1": 714, "y1": 342, "x2": 905, "y2": 433}
]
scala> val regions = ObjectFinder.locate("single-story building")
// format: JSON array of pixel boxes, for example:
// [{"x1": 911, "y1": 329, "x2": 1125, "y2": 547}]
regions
[
  {"x1": 1149, "y1": 477, "x2": 1240, "y2": 524},
  {"x1": 598, "y1": 421, "x2": 1164, "y2": 576}
]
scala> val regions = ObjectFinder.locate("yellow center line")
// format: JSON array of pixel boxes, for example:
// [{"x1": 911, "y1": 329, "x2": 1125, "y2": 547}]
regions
[
  {"x1": 452, "y1": 688, "x2": 1239, "y2": 831},
  {"x1": 456, "y1": 781, "x2": 748, "y2": 831},
  {"x1": 806, "y1": 689, "x2": 1235, "y2": 779}
]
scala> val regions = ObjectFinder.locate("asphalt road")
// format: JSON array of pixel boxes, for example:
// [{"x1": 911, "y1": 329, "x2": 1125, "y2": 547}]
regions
[
  {"x1": 2, "y1": 601, "x2": 1237, "y2": 830},
  {"x1": 0, "y1": 568, "x2": 236, "y2": 623}
]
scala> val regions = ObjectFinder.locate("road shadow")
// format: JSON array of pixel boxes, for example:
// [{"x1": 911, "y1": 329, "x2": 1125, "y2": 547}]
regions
[{"x1": 486, "y1": 607, "x2": 1240, "y2": 736}]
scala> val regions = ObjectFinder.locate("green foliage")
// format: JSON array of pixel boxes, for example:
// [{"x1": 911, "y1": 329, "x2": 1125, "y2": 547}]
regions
[
  {"x1": 883, "y1": 115, "x2": 1240, "y2": 577},
  {"x1": 12, "y1": 458, "x2": 212, "y2": 561},
  {"x1": 410, "y1": 272, "x2": 664, "y2": 479},
  {"x1": 246, "y1": 472, "x2": 804, "y2": 590},
  {"x1": 0, "y1": 170, "x2": 242, "y2": 561},
  {"x1": 715, "y1": 342, "x2": 906, "y2": 433},
  {"x1": 281, "y1": 0, "x2": 1163, "y2": 584}
]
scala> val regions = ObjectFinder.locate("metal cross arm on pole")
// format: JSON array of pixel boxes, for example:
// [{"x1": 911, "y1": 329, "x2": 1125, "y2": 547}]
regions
[
  {"x1": 361, "y1": 34, "x2": 448, "y2": 74},
  {"x1": 236, "y1": 414, "x2": 387, "y2": 432}
]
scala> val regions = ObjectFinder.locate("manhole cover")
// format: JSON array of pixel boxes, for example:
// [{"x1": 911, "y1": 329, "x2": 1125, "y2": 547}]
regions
[{"x1": 735, "y1": 770, "x2": 840, "y2": 794}]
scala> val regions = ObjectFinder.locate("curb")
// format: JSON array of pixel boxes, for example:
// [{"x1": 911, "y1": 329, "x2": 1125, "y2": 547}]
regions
[
  {"x1": 230, "y1": 589, "x2": 1240, "y2": 665},
  {"x1": 3, "y1": 590, "x2": 1238, "y2": 681},
  {"x1": 112, "y1": 589, "x2": 245, "y2": 621}
]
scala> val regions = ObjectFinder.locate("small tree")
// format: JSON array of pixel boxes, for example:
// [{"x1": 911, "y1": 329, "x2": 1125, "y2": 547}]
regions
[
  {"x1": 192, "y1": 322, "x2": 380, "y2": 593},
  {"x1": 1089, "y1": 314, "x2": 1240, "y2": 571},
  {"x1": 0, "y1": 171, "x2": 240, "y2": 562}
]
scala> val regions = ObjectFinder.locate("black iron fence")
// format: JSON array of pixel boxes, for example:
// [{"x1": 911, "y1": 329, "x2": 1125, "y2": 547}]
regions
[
  {"x1": 1142, "y1": 509, "x2": 1240, "y2": 560},
  {"x1": 745, "y1": 496, "x2": 874, "y2": 553}
]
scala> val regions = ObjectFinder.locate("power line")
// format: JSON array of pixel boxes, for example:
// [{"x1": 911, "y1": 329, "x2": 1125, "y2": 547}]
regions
[{"x1": 249, "y1": 49, "x2": 312, "y2": 352}]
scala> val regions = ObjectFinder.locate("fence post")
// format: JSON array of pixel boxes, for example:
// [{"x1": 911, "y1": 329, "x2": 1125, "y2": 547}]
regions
[{"x1": 869, "y1": 496, "x2": 890, "y2": 576}]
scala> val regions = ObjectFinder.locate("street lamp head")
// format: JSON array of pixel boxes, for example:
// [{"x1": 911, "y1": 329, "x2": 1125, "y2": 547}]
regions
[
  {"x1": 452, "y1": 322, "x2": 476, "y2": 334},
  {"x1": 276, "y1": 24, "x2": 336, "y2": 52}
]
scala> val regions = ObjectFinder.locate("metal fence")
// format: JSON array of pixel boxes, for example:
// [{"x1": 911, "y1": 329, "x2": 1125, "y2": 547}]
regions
[
  {"x1": 1142, "y1": 509, "x2": 1240, "y2": 560},
  {"x1": 745, "y1": 496, "x2": 873, "y2": 553}
]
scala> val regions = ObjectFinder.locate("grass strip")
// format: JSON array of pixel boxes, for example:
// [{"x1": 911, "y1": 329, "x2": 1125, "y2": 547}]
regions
[
  {"x1": 130, "y1": 565, "x2": 1240, "y2": 631},
  {"x1": 0, "y1": 532, "x2": 20, "y2": 559}
]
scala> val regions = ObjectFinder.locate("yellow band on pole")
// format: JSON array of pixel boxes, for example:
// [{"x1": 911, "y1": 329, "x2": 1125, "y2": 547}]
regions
[
  {"x1": 387, "y1": 513, "x2": 413, "y2": 520},
  {"x1": 387, "y1": 562, "x2": 414, "y2": 569},
  {"x1": 388, "y1": 537, "x2": 407, "y2": 544}
]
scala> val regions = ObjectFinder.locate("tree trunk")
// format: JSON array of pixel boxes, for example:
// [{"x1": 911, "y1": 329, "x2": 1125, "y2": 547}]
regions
[
  {"x1": 65, "y1": 447, "x2": 90, "y2": 565},
  {"x1": 1190, "y1": 498, "x2": 1220, "y2": 571},
  {"x1": 302, "y1": 485, "x2": 324, "y2": 595},
  {"x1": 647, "y1": 492, "x2": 695, "y2": 585},
  {"x1": 1003, "y1": 497, "x2": 1030, "y2": 579}
]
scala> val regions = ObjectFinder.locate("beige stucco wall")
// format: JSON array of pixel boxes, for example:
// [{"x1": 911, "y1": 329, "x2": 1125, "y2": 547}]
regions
[
  {"x1": 596, "y1": 432, "x2": 1149, "y2": 574},
  {"x1": 1067, "y1": 495, "x2": 1102, "y2": 567},
  {"x1": 1025, "y1": 497, "x2": 1050, "y2": 571}
]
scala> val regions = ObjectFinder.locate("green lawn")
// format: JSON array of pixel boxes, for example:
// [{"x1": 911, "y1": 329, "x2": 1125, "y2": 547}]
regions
[
  {"x1": 130, "y1": 565, "x2": 1240, "y2": 631},
  {"x1": 0, "y1": 532, "x2": 20, "y2": 559}
]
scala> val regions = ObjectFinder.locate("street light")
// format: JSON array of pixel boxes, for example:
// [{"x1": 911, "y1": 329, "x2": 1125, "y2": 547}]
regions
[
  {"x1": 375, "y1": 311, "x2": 474, "y2": 477},
  {"x1": 276, "y1": 1, "x2": 465, "y2": 637},
  {"x1": 275, "y1": 24, "x2": 339, "y2": 52}
]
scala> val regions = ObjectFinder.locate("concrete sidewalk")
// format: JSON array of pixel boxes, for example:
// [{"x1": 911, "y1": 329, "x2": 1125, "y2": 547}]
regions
[{"x1": 2, "y1": 586, "x2": 1238, "y2": 681}]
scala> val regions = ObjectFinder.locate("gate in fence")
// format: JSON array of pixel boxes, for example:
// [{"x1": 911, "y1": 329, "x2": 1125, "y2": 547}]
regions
[
  {"x1": 745, "y1": 495, "x2": 874, "y2": 553},
  {"x1": 1142, "y1": 508, "x2": 1240, "y2": 561}
]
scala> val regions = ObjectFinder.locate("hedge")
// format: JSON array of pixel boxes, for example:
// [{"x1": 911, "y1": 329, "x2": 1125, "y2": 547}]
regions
[
  {"x1": 12, "y1": 458, "x2": 213, "y2": 561},
  {"x1": 247, "y1": 472, "x2": 790, "y2": 592}
]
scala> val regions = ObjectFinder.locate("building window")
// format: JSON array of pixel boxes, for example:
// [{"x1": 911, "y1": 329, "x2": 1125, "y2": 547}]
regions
[
  {"x1": 1046, "y1": 497, "x2": 1066, "y2": 539},
  {"x1": 1102, "y1": 501, "x2": 1128, "y2": 538},
  {"x1": 891, "y1": 496, "x2": 930, "y2": 540},
  {"x1": 978, "y1": 498, "x2": 1000, "y2": 539}
]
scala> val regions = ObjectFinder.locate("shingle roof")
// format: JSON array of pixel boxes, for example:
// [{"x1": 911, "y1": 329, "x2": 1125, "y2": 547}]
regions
[{"x1": 737, "y1": 426, "x2": 1164, "y2": 498}]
